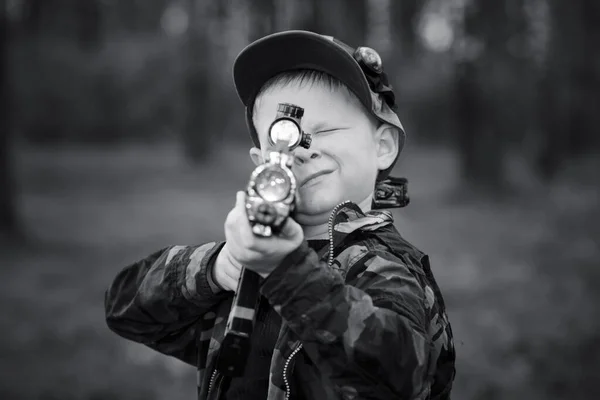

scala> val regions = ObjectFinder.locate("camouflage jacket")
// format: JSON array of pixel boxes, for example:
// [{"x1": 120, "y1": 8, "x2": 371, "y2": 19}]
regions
[{"x1": 105, "y1": 202, "x2": 456, "y2": 400}]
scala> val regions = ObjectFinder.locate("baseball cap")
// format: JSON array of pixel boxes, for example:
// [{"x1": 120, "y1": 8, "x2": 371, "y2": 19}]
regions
[{"x1": 232, "y1": 30, "x2": 406, "y2": 180}]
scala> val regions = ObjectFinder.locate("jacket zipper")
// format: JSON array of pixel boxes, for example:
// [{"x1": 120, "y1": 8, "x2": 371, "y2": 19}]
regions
[
  {"x1": 283, "y1": 343, "x2": 303, "y2": 400},
  {"x1": 283, "y1": 201, "x2": 350, "y2": 399},
  {"x1": 207, "y1": 369, "x2": 218, "y2": 399},
  {"x1": 327, "y1": 200, "x2": 352, "y2": 267}
]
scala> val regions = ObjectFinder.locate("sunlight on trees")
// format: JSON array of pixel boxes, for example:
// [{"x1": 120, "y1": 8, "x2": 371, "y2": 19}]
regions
[
  {"x1": 160, "y1": 2, "x2": 189, "y2": 38},
  {"x1": 420, "y1": 13, "x2": 455, "y2": 53}
]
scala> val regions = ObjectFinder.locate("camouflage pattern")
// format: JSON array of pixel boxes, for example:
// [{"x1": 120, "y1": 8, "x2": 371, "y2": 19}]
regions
[{"x1": 105, "y1": 203, "x2": 456, "y2": 399}]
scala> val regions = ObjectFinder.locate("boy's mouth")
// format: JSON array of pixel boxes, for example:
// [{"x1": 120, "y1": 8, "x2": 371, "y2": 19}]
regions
[{"x1": 299, "y1": 170, "x2": 334, "y2": 188}]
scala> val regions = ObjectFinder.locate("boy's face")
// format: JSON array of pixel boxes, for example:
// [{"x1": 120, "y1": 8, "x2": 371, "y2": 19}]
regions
[{"x1": 250, "y1": 81, "x2": 398, "y2": 226}]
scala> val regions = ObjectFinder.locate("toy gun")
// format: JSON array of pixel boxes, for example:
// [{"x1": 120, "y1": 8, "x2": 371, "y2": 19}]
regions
[{"x1": 215, "y1": 103, "x2": 311, "y2": 377}]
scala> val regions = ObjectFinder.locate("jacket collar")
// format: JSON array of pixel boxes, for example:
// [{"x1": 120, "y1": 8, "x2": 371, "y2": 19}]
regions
[{"x1": 329, "y1": 202, "x2": 395, "y2": 251}]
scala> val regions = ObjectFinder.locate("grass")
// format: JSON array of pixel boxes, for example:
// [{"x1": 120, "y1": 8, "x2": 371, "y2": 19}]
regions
[{"x1": 1, "y1": 142, "x2": 598, "y2": 399}]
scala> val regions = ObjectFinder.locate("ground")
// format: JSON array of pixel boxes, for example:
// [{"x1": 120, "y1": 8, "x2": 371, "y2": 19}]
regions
[{"x1": 1, "y1": 142, "x2": 598, "y2": 400}]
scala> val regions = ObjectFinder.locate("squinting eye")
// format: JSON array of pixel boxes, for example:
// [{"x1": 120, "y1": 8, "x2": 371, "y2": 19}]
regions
[{"x1": 315, "y1": 128, "x2": 339, "y2": 134}]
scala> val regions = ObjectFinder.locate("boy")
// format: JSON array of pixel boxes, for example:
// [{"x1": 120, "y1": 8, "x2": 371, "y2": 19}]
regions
[{"x1": 105, "y1": 30, "x2": 456, "y2": 400}]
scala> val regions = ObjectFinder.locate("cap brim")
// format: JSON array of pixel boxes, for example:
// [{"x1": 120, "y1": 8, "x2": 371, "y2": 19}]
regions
[{"x1": 233, "y1": 31, "x2": 373, "y2": 111}]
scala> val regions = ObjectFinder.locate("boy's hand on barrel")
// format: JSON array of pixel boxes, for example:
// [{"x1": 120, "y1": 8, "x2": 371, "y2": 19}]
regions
[{"x1": 222, "y1": 191, "x2": 304, "y2": 278}]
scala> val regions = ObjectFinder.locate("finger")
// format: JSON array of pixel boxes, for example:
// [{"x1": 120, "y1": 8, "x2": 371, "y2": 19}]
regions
[
  {"x1": 226, "y1": 192, "x2": 245, "y2": 221},
  {"x1": 224, "y1": 263, "x2": 242, "y2": 281},
  {"x1": 224, "y1": 209, "x2": 236, "y2": 233},
  {"x1": 238, "y1": 196, "x2": 260, "y2": 247},
  {"x1": 229, "y1": 193, "x2": 245, "y2": 220},
  {"x1": 236, "y1": 191, "x2": 246, "y2": 208},
  {"x1": 228, "y1": 270, "x2": 241, "y2": 286},
  {"x1": 279, "y1": 217, "x2": 301, "y2": 239},
  {"x1": 222, "y1": 274, "x2": 239, "y2": 292},
  {"x1": 227, "y1": 255, "x2": 243, "y2": 272}
]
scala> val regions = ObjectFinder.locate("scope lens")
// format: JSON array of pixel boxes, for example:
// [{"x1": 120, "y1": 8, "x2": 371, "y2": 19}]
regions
[
  {"x1": 269, "y1": 119, "x2": 300, "y2": 147},
  {"x1": 255, "y1": 168, "x2": 291, "y2": 202}
]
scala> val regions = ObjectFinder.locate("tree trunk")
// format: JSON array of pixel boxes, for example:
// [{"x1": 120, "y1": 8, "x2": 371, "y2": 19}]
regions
[
  {"x1": 390, "y1": 0, "x2": 421, "y2": 58},
  {"x1": 534, "y1": 0, "x2": 597, "y2": 179},
  {"x1": 454, "y1": 0, "x2": 518, "y2": 193},
  {"x1": 305, "y1": 0, "x2": 367, "y2": 45},
  {"x1": 566, "y1": 0, "x2": 600, "y2": 155},
  {"x1": 77, "y1": 0, "x2": 102, "y2": 51},
  {"x1": 182, "y1": 0, "x2": 229, "y2": 162},
  {"x1": 0, "y1": 0, "x2": 19, "y2": 236},
  {"x1": 248, "y1": 0, "x2": 276, "y2": 41},
  {"x1": 455, "y1": 61, "x2": 480, "y2": 183},
  {"x1": 535, "y1": 1, "x2": 569, "y2": 180},
  {"x1": 535, "y1": 66, "x2": 567, "y2": 180},
  {"x1": 23, "y1": 0, "x2": 44, "y2": 37},
  {"x1": 182, "y1": 0, "x2": 211, "y2": 162},
  {"x1": 365, "y1": 0, "x2": 393, "y2": 58}
]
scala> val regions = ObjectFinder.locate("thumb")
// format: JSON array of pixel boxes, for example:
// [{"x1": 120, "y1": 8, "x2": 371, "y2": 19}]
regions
[
  {"x1": 236, "y1": 191, "x2": 246, "y2": 207},
  {"x1": 235, "y1": 191, "x2": 248, "y2": 216}
]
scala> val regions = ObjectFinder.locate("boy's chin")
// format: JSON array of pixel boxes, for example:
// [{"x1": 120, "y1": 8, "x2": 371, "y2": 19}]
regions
[
  {"x1": 293, "y1": 211, "x2": 329, "y2": 227},
  {"x1": 294, "y1": 197, "x2": 340, "y2": 225}
]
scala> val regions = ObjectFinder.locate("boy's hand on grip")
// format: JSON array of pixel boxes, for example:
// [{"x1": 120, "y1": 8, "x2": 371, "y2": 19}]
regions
[
  {"x1": 212, "y1": 244, "x2": 243, "y2": 292},
  {"x1": 224, "y1": 191, "x2": 304, "y2": 278}
]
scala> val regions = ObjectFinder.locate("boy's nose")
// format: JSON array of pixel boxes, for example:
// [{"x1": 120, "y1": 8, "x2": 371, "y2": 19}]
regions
[{"x1": 293, "y1": 146, "x2": 321, "y2": 164}]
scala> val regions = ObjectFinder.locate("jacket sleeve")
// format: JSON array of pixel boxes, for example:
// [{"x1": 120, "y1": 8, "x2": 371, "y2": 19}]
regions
[
  {"x1": 104, "y1": 242, "x2": 231, "y2": 366},
  {"x1": 260, "y1": 241, "x2": 430, "y2": 400}
]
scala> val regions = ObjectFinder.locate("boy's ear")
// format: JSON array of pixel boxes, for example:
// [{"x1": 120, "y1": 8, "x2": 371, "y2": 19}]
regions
[
  {"x1": 375, "y1": 123, "x2": 400, "y2": 171},
  {"x1": 249, "y1": 147, "x2": 264, "y2": 166}
]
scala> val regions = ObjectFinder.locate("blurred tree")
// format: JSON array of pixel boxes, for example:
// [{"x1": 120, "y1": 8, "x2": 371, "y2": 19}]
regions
[
  {"x1": 0, "y1": 0, "x2": 19, "y2": 236},
  {"x1": 76, "y1": 1, "x2": 102, "y2": 51},
  {"x1": 182, "y1": 0, "x2": 209, "y2": 161},
  {"x1": 21, "y1": 0, "x2": 36, "y2": 32},
  {"x1": 535, "y1": 0, "x2": 600, "y2": 180},
  {"x1": 304, "y1": 0, "x2": 368, "y2": 44},
  {"x1": 454, "y1": 0, "x2": 527, "y2": 193},
  {"x1": 366, "y1": 0, "x2": 393, "y2": 58},
  {"x1": 22, "y1": 0, "x2": 43, "y2": 37},
  {"x1": 390, "y1": 0, "x2": 423, "y2": 58},
  {"x1": 248, "y1": 0, "x2": 276, "y2": 41},
  {"x1": 117, "y1": 0, "x2": 140, "y2": 32},
  {"x1": 182, "y1": 0, "x2": 228, "y2": 161}
]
